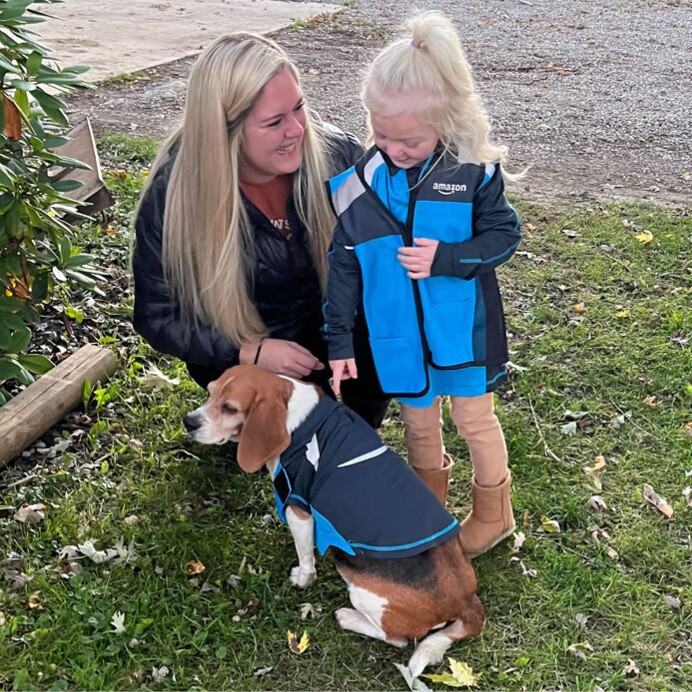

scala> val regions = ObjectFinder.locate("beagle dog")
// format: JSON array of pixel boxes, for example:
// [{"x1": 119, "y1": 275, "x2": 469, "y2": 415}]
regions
[{"x1": 183, "y1": 365, "x2": 483, "y2": 677}]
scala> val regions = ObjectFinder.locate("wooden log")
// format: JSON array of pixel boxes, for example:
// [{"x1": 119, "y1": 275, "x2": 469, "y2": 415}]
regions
[{"x1": 0, "y1": 344, "x2": 118, "y2": 468}]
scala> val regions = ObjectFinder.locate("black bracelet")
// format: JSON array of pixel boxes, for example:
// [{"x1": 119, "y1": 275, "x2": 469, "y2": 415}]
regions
[{"x1": 253, "y1": 341, "x2": 263, "y2": 365}]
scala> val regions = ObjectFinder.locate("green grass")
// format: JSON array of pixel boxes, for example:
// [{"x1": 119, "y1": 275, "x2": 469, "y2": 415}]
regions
[{"x1": 0, "y1": 145, "x2": 690, "y2": 689}]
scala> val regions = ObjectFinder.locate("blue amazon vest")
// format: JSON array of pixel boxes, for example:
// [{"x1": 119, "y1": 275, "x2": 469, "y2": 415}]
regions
[{"x1": 272, "y1": 397, "x2": 460, "y2": 558}]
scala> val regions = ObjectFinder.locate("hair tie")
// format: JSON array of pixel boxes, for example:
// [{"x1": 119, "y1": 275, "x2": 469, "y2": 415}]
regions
[
  {"x1": 410, "y1": 40, "x2": 422, "y2": 49},
  {"x1": 253, "y1": 340, "x2": 264, "y2": 365}
]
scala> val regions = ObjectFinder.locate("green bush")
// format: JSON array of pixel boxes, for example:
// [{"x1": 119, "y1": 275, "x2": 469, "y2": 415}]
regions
[{"x1": 0, "y1": 0, "x2": 98, "y2": 404}]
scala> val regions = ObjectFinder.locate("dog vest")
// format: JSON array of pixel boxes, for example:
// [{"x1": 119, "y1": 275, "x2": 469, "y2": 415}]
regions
[{"x1": 272, "y1": 397, "x2": 460, "y2": 558}]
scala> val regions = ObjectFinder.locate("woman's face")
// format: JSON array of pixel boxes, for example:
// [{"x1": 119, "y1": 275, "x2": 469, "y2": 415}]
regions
[{"x1": 239, "y1": 69, "x2": 307, "y2": 184}]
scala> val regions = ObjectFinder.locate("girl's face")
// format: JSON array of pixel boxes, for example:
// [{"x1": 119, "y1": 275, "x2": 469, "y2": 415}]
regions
[
  {"x1": 370, "y1": 111, "x2": 439, "y2": 169},
  {"x1": 239, "y1": 69, "x2": 308, "y2": 184}
]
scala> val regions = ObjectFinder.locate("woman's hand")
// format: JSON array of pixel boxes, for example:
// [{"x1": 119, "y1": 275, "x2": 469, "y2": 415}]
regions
[
  {"x1": 397, "y1": 238, "x2": 439, "y2": 279},
  {"x1": 329, "y1": 358, "x2": 358, "y2": 396},
  {"x1": 240, "y1": 339, "x2": 324, "y2": 379}
]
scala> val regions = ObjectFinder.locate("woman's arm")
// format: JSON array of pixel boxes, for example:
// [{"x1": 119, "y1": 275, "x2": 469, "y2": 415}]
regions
[
  {"x1": 131, "y1": 172, "x2": 240, "y2": 370},
  {"x1": 323, "y1": 222, "x2": 362, "y2": 362}
]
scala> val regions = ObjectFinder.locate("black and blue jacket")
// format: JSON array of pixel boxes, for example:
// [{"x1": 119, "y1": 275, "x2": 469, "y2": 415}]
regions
[
  {"x1": 324, "y1": 146, "x2": 521, "y2": 399},
  {"x1": 273, "y1": 396, "x2": 460, "y2": 558}
]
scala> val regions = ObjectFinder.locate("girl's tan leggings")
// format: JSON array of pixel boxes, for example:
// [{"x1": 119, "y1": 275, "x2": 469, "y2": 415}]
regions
[{"x1": 399, "y1": 394, "x2": 508, "y2": 488}]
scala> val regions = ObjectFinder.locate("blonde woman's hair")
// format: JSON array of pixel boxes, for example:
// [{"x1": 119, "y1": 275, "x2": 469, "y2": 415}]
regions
[
  {"x1": 362, "y1": 12, "x2": 508, "y2": 167},
  {"x1": 138, "y1": 33, "x2": 335, "y2": 348}
]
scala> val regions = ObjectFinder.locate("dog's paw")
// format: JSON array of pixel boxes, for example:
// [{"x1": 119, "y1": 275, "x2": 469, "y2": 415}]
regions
[
  {"x1": 335, "y1": 607, "x2": 360, "y2": 629},
  {"x1": 289, "y1": 565, "x2": 316, "y2": 588}
]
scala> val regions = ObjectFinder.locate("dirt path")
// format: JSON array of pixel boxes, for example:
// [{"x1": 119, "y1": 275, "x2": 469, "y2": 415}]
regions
[{"x1": 66, "y1": 0, "x2": 692, "y2": 207}]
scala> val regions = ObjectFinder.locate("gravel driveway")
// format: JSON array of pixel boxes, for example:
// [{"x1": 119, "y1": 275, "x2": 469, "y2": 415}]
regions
[{"x1": 68, "y1": 0, "x2": 692, "y2": 206}]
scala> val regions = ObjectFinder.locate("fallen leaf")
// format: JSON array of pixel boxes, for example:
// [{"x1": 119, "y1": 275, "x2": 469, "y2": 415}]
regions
[
  {"x1": 78, "y1": 540, "x2": 119, "y2": 564},
  {"x1": 253, "y1": 666, "x2": 273, "y2": 678},
  {"x1": 28, "y1": 592, "x2": 42, "y2": 609},
  {"x1": 60, "y1": 561, "x2": 83, "y2": 579},
  {"x1": 588, "y1": 495, "x2": 609, "y2": 511},
  {"x1": 564, "y1": 409, "x2": 589, "y2": 420},
  {"x1": 151, "y1": 666, "x2": 169, "y2": 683},
  {"x1": 610, "y1": 410, "x2": 632, "y2": 428},
  {"x1": 525, "y1": 223, "x2": 537, "y2": 232},
  {"x1": 186, "y1": 560, "x2": 205, "y2": 576},
  {"x1": 14, "y1": 503, "x2": 46, "y2": 523},
  {"x1": 137, "y1": 365, "x2": 180, "y2": 390},
  {"x1": 540, "y1": 516, "x2": 561, "y2": 533},
  {"x1": 422, "y1": 658, "x2": 481, "y2": 687},
  {"x1": 566, "y1": 642, "x2": 592, "y2": 661},
  {"x1": 635, "y1": 230, "x2": 653, "y2": 244},
  {"x1": 683, "y1": 487, "x2": 692, "y2": 507},
  {"x1": 575, "y1": 613, "x2": 588, "y2": 628},
  {"x1": 683, "y1": 422, "x2": 692, "y2": 437},
  {"x1": 510, "y1": 557, "x2": 538, "y2": 578},
  {"x1": 123, "y1": 515, "x2": 140, "y2": 526},
  {"x1": 604, "y1": 545, "x2": 619, "y2": 561},
  {"x1": 300, "y1": 602, "x2": 315, "y2": 620},
  {"x1": 664, "y1": 595, "x2": 681, "y2": 609},
  {"x1": 643, "y1": 395, "x2": 659, "y2": 408},
  {"x1": 510, "y1": 531, "x2": 526, "y2": 553},
  {"x1": 0, "y1": 611, "x2": 5, "y2": 627},
  {"x1": 643, "y1": 484, "x2": 673, "y2": 518},
  {"x1": 583, "y1": 456, "x2": 606, "y2": 490},
  {"x1": 573, "y1": 302, "x2": 585, "y2": 313},
  {"x1": 111, "y1": 611, "x2": 126, "y2": 634},
  {"x1": 287, "y1": 629, "x2": 310, "y2": 654},
  {"x1": 622, "y1": 659, "x2": 640, "y2": 677},
  {"x1": 11, "y1": 573, "x2": 32, "y2": 589},
  {"x1": 561, "y1": 421, "x2": 578, "y2": 435},
  {"x1": 562, "y1": 228, "x2": 579, "y2": 238}
]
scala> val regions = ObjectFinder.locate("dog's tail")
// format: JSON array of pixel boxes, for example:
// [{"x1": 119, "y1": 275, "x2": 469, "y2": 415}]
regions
[{"x1": 407, "y1": 595, "x2": 484, "y2": 679}]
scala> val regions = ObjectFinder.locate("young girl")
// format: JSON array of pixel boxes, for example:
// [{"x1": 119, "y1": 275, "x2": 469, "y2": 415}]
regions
[{"x1": 325, "y1": 12, "x2": 521, "y2": 557}]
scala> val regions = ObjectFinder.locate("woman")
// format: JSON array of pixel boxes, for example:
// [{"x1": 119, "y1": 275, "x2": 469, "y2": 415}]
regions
[{"x1": 132, "y1": 32, "x2": 388, "y2": 426}]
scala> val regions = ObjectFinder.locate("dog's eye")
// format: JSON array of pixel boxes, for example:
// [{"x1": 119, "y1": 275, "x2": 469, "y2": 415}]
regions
[{"x1": 221, "y1": 404, "x2": 238, "y2": 415}]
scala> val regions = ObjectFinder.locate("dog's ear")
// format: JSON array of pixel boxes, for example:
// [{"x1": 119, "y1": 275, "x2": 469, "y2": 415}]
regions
[{"x1": 237, "y1": 391, "x2": 291, "y2": 473}]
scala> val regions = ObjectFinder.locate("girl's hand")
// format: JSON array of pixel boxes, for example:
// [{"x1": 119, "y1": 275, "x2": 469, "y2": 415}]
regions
[
  {"x1": 397, "y1": 238, "x2": 439, "y2": 279},
  {"x1": 240, "y1": 338, "x2": 324, "y2": 379},
  {"x1": 329, "y1": 358, "x2": 358, "y2": 396}
]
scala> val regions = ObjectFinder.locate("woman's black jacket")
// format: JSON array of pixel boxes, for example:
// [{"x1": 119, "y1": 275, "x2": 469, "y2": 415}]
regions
[{"x1": 131, "y1": 126, "x2": 364, "y2": 376}]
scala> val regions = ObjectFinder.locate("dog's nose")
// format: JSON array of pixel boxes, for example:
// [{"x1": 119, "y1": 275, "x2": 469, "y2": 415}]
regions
[{"x1": 183, "y1": 414, "x2": 201, "y2": 432}]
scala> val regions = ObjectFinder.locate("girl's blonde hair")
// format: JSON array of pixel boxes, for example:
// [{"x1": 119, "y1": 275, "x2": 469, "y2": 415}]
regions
[
  {"x1": 362, "y1": 12, "x2": 507, "y2": 166},
  {"x1": 138, "y1": 33, "x2": 335, "y2": 348}
]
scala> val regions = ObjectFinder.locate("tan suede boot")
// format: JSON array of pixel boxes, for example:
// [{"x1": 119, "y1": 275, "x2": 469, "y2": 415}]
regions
[
  {"x1": 459, "y1": 472, "x2": 515, "y2": 558},
  {"x1": 412, "y1": 454, "x2": 454, "y2": 505}
]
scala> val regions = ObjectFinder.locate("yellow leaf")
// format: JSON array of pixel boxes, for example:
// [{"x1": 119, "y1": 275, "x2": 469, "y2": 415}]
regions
[
  {"x1": 573, "y1": 302, "x2": 585, "y2": 313},
  {"x1": 615, "y1": 309, "x2": 630, "y2": 319},
  {"x1": 423, "y1": 658, "x2": 480, "y2": 687},
  {"x1": 635, "y1": 230, "x2": 653, "y2": 244},
  {"x1": 287, "y1": 629, "x2": 310, "y2": 654},
  {"x1": 540, "y1": 516, "x2": 561, "y2": 533},
  {"x1": 449, "y1": 658, "x2": 481, "y2": 686}
]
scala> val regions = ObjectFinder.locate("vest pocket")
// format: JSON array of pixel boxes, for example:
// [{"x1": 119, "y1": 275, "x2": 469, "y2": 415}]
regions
[
  {"x1": 425, "y1": 301, "x2": 475, "y2": 366},
  {"x1": 369, "y1": 336, "x2": 426, "y2": 394}
]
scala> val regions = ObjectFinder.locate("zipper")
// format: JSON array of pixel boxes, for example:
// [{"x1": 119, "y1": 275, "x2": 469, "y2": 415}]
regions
[
  {"x1": 353, "y1": 154, "x2": 432, "y2": 398},
  {"x1": 403, "y1": 180, "x2": 435, "y2": 368}
]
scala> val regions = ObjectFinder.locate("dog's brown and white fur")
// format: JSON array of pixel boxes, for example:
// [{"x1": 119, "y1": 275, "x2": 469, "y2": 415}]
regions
[{"x1": 184, "y1": 365, "x2": 484, "y2": 677}]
